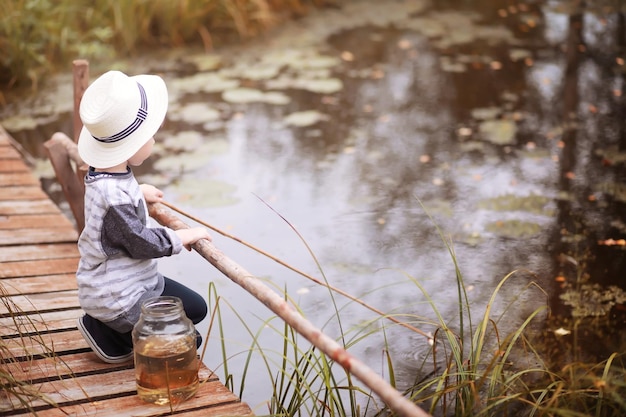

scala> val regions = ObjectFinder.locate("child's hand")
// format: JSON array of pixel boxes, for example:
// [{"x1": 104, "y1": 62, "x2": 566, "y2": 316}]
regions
[
  {"x1": 176, "y1": 227, "x2": 212, "y2": 251},
  {"x1": 140, "y1": 184, "x2": 164, "y2": 204}
]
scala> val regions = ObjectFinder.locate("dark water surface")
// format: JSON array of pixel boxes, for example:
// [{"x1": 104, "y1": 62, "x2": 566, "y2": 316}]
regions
[{"x1": 2, "y1": 0, "x2": 626, "y2": 413}]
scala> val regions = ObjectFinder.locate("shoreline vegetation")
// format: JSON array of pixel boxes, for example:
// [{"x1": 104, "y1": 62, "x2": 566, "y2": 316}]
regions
[{"x1": 0, "y1": 0, "x2": 331, "y2": 92}]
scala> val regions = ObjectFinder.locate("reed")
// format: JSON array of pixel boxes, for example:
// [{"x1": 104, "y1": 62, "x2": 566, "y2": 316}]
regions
[
  {"x1": 0, "y1": 282, "x2": 79, "y2": 414},
  {"x1": 196, "y1": 201, "x2": 626, "y2": 416},
  {"x1": 0, "y1": 0, "x2": 323, "y2": 89}
]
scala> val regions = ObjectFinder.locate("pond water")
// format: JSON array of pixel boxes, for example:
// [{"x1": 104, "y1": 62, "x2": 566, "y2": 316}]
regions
[{"x1": 2, "y1": 0, "x2": 626, "y2": 414}]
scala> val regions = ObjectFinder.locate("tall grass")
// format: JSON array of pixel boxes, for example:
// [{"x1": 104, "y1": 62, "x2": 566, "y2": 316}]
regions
[
  {"x1": 0, "y1": 0, "x2": 324, "y2": 89},
  {"x1": 0, "y1": 282, "x2": 80, "y2": 414},
  {"x1": 199, "y1": 206, "x2": 626, "y2": 416}
]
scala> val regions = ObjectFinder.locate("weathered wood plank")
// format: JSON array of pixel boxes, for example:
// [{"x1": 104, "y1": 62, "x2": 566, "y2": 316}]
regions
[
  {"x1": 0, "y1": 243, "x2": 78, "y2": 262},
  {"x1": 0, "y1": 228, "x2": 79, "y2": 246},
  {"x1": 0, "y1": 213, "x2": 74, "y2": 230},
  {"x1": 1, "y1": 351, "x2": 136, "y2": 382},
  {"x1": 2, "y1": 328, "x2": 89, "y2": 358},
  {"x1": 0, "y1": 159, "x2": 30, "y2": 172},
  {"x1": 0, "y1": 273, "x2": 77, "y2": 294},
  {"x1": 0, "y1": 200, "x2": 61, "y2": 215},
  {"x1": 0, "y1": 290, "x2": 79, "y2": 315},
  {"x1": 0, "y1": 172, "x2": 39, "y2": 186},
  {"x1": 9, "y1": 401, "x2": 255, "y2": 417},
  {"x1": 0, "y1": 257, "x2": 78, "y2": 279},
  {"x1": 0, "y1": 308, "x2": 83, "y2": 336},
  {"x1": 0, "y1": 144, "x2": 21, "y2": 159},
  {"x1": 0, "y1": 185, "x2": 48, "y2": 200},
  {"x1": 6, "y1": 376, "x2": 252, "y2": 417}
]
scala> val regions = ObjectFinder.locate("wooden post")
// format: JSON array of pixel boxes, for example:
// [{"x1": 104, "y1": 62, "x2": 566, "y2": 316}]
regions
[
  {"x1": 148, "y1": 202, "x2": 432, "y2": 417},
  {"x1": 72, "y1": 60, "x2": 89, "y2": 192}
]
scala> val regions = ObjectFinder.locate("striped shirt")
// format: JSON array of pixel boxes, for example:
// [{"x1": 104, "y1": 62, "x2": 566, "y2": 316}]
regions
[{"x1": 76, "y1": 167, "x2": 182, "y2": 323}]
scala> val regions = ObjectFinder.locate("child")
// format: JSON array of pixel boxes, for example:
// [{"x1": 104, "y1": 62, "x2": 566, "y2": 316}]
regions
[{"x1": 75, "y1": 70, "x2": 212, "y2": 363}]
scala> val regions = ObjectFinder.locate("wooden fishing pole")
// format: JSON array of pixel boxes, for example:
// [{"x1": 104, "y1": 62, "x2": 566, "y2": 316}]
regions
[
  {"x1": 148, "y1": 202, "x2": 431, "y2": 417},
  {"x1": 161, "y1": 200, "x2": 432, "y2": 340}
]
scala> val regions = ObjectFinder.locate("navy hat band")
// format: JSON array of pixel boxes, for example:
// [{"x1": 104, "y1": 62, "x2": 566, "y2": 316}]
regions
[{"x1": 92, "y1": 82, "x2": 148, "y2": 144}]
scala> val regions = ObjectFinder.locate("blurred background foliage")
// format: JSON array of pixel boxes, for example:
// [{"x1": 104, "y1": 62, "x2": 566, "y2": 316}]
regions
[{"x1": 0, "y1": 0, "x2": 330, "y2": 90}]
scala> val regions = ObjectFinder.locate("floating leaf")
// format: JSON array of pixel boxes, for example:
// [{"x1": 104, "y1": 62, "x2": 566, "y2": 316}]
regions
[
  {"x1": 479, "y1": 119, "x2": 517, "y2": 145},
  {"x1": 169, "y1": 102, "x2": 221, "y2": 124},
  {"x1": 283, "y1": 110, "x2": 329, "y2": 127},
  {"x1": 222, "y1": 88, "x2": 265, "y2": 103},
  {"x1": 170, "y1": 177, "x2": 239, "y2": 208}
]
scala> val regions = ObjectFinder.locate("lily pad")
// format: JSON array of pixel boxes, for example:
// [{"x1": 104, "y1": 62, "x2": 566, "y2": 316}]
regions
[
  {"x1": 184, "y1": 54, "x2": 222, "y2": 71},
  {"x1": 485, "y1": 219, "x2": 542, "y2": 238},
  {"x1": 169, "y1": 102, "x2": 221, "y2": 124},
  {"x1": 479, "y1": 119, "x2": 517, "y2": 145},
  {"x1": 478, "y1": 194, "x2": 551, "y2": 214},
  {"x1": 222, "y1": 88, "x2": 265, "y2": 103},
  {"x1": 160, "y1": 130, "x2": 204, "y2": 152},
  {"x1": 560, "y1": 283, "x2": 626, "y2": 318},
  {"x1": 170, "y1": 73, "x2": 240, "y2": 94},
  {"x1": 169, "y1": 177, "x2": 239, "y2": 207},
  {"x1": 295, "y1": 78, "x2": 344, "y2": 94},
  {"x1": 283, "y1": 110, "x2": 329, "y2": 127},
  {"x1": 471, "y1": 107, "x2": 501, "y2": 120}
]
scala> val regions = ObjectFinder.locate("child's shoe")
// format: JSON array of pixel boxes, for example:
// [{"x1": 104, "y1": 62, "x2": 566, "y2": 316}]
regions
[{"x1": 77, "y1": 315, "x2": 133, "y2": 364}]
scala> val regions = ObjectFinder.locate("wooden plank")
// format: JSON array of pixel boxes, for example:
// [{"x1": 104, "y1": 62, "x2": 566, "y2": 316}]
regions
[
  {"x1": 0, "y1": 290, "x2": 79, "y2": 315},
  {"x1": 0, "y1": 213, "x2": 74, "y2": 230},
  {"x1": 2, "y1": 328, "x2": 89, "y2": 358},
  {"x1": 0, "y1": 185, "x2": 48, "y2": 200},
  {"x1": 0, "y1": 257, "x2": 78, "y2": 279},
  {"x1": 0, "y1": 159, "x2": 30, "y2": 172},
  {"x1": 0, "y1": 308, "x2": 83, "y2": 336},
  {"x1": 44, "y1": 134, "x2": 86, "y2": 232},
  {"x1": 0, "y1": 144, "x2": 21, "y2": 159},
  {"x1": 0, "y1": 243, "x2": 78, "y2": 262},
  {"x1": 6, "y1": 375, "x2": 252, "y2": 417},
  {"x1": 0, "y1": 172, "x2": 39, "y2": 186},
  {"x1": 0, "y1": 200, "x2": 62, "y2": 215},
  {"x1": 0, "y1": 273, "x2": 77, "y2": 294},
  {"x1": 2, "y1": 352, "x2": 134, "y2": 383},
  {"x1": 0, "y1": 228, "x2": 79, "y2": 245},
  {"x1": 9, "y1": 401, "x2": 255, "y2": 417}
]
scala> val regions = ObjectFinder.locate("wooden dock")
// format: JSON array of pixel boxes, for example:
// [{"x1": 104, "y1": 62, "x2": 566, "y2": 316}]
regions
[{"x1": 0, "y1": 125, "x2": 254, "y2": 416}]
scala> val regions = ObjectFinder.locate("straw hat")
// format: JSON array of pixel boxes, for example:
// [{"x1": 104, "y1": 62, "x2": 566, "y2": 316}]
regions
[{"x1": 78, "y1": 70, "x2": 168, "y2": 168}]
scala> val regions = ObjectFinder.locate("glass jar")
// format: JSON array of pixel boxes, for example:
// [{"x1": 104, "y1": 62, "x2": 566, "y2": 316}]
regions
[{"x1": 132, "y1": 296, "x2": 199, "y2": 405}]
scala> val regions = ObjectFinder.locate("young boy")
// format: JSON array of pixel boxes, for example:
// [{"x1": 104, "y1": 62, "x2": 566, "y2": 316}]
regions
[{"x1": 75, "y1": 70, "x2": 212, "y2": 363}]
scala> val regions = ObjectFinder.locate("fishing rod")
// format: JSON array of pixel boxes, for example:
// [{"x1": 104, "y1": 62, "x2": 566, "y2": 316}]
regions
[
  {"x1": 149, "y1": 202, "x2": 431, "y2": 417},
  {"x1": 161, "y1": 200, "x2": 431, "y2": 340}
]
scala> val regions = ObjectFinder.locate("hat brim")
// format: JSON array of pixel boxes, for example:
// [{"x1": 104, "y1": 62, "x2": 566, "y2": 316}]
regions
[{"x1": 78, "y1": 74, "x2": 168, "y2": 168}]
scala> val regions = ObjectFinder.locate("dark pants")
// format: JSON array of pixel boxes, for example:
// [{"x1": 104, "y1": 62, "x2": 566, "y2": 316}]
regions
[{"x1": 86, "y1": 277, "x2": 207, "y2": 351}]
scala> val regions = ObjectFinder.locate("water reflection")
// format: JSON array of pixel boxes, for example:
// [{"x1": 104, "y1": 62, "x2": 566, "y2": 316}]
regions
[{"x1": 1, "y1": 0, "x2": 626, "y2": 412}]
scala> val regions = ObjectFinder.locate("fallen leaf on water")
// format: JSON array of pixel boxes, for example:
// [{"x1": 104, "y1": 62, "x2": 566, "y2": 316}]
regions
[
  {"x1": 458, "y1": 127, "x2": 473, "y2": 136},
  {"x1": 598, "y1": 239, "x2": 626, "y2": 246},
  {"x1": 554, "y1": 328, "x2": 571, "y2": 337},
  {"x1": 398, "y1": 39, "x2": 412, "y2": 49},
  {"x1": 341, "y1": 51, "x2": 354, "y2": 62}
]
